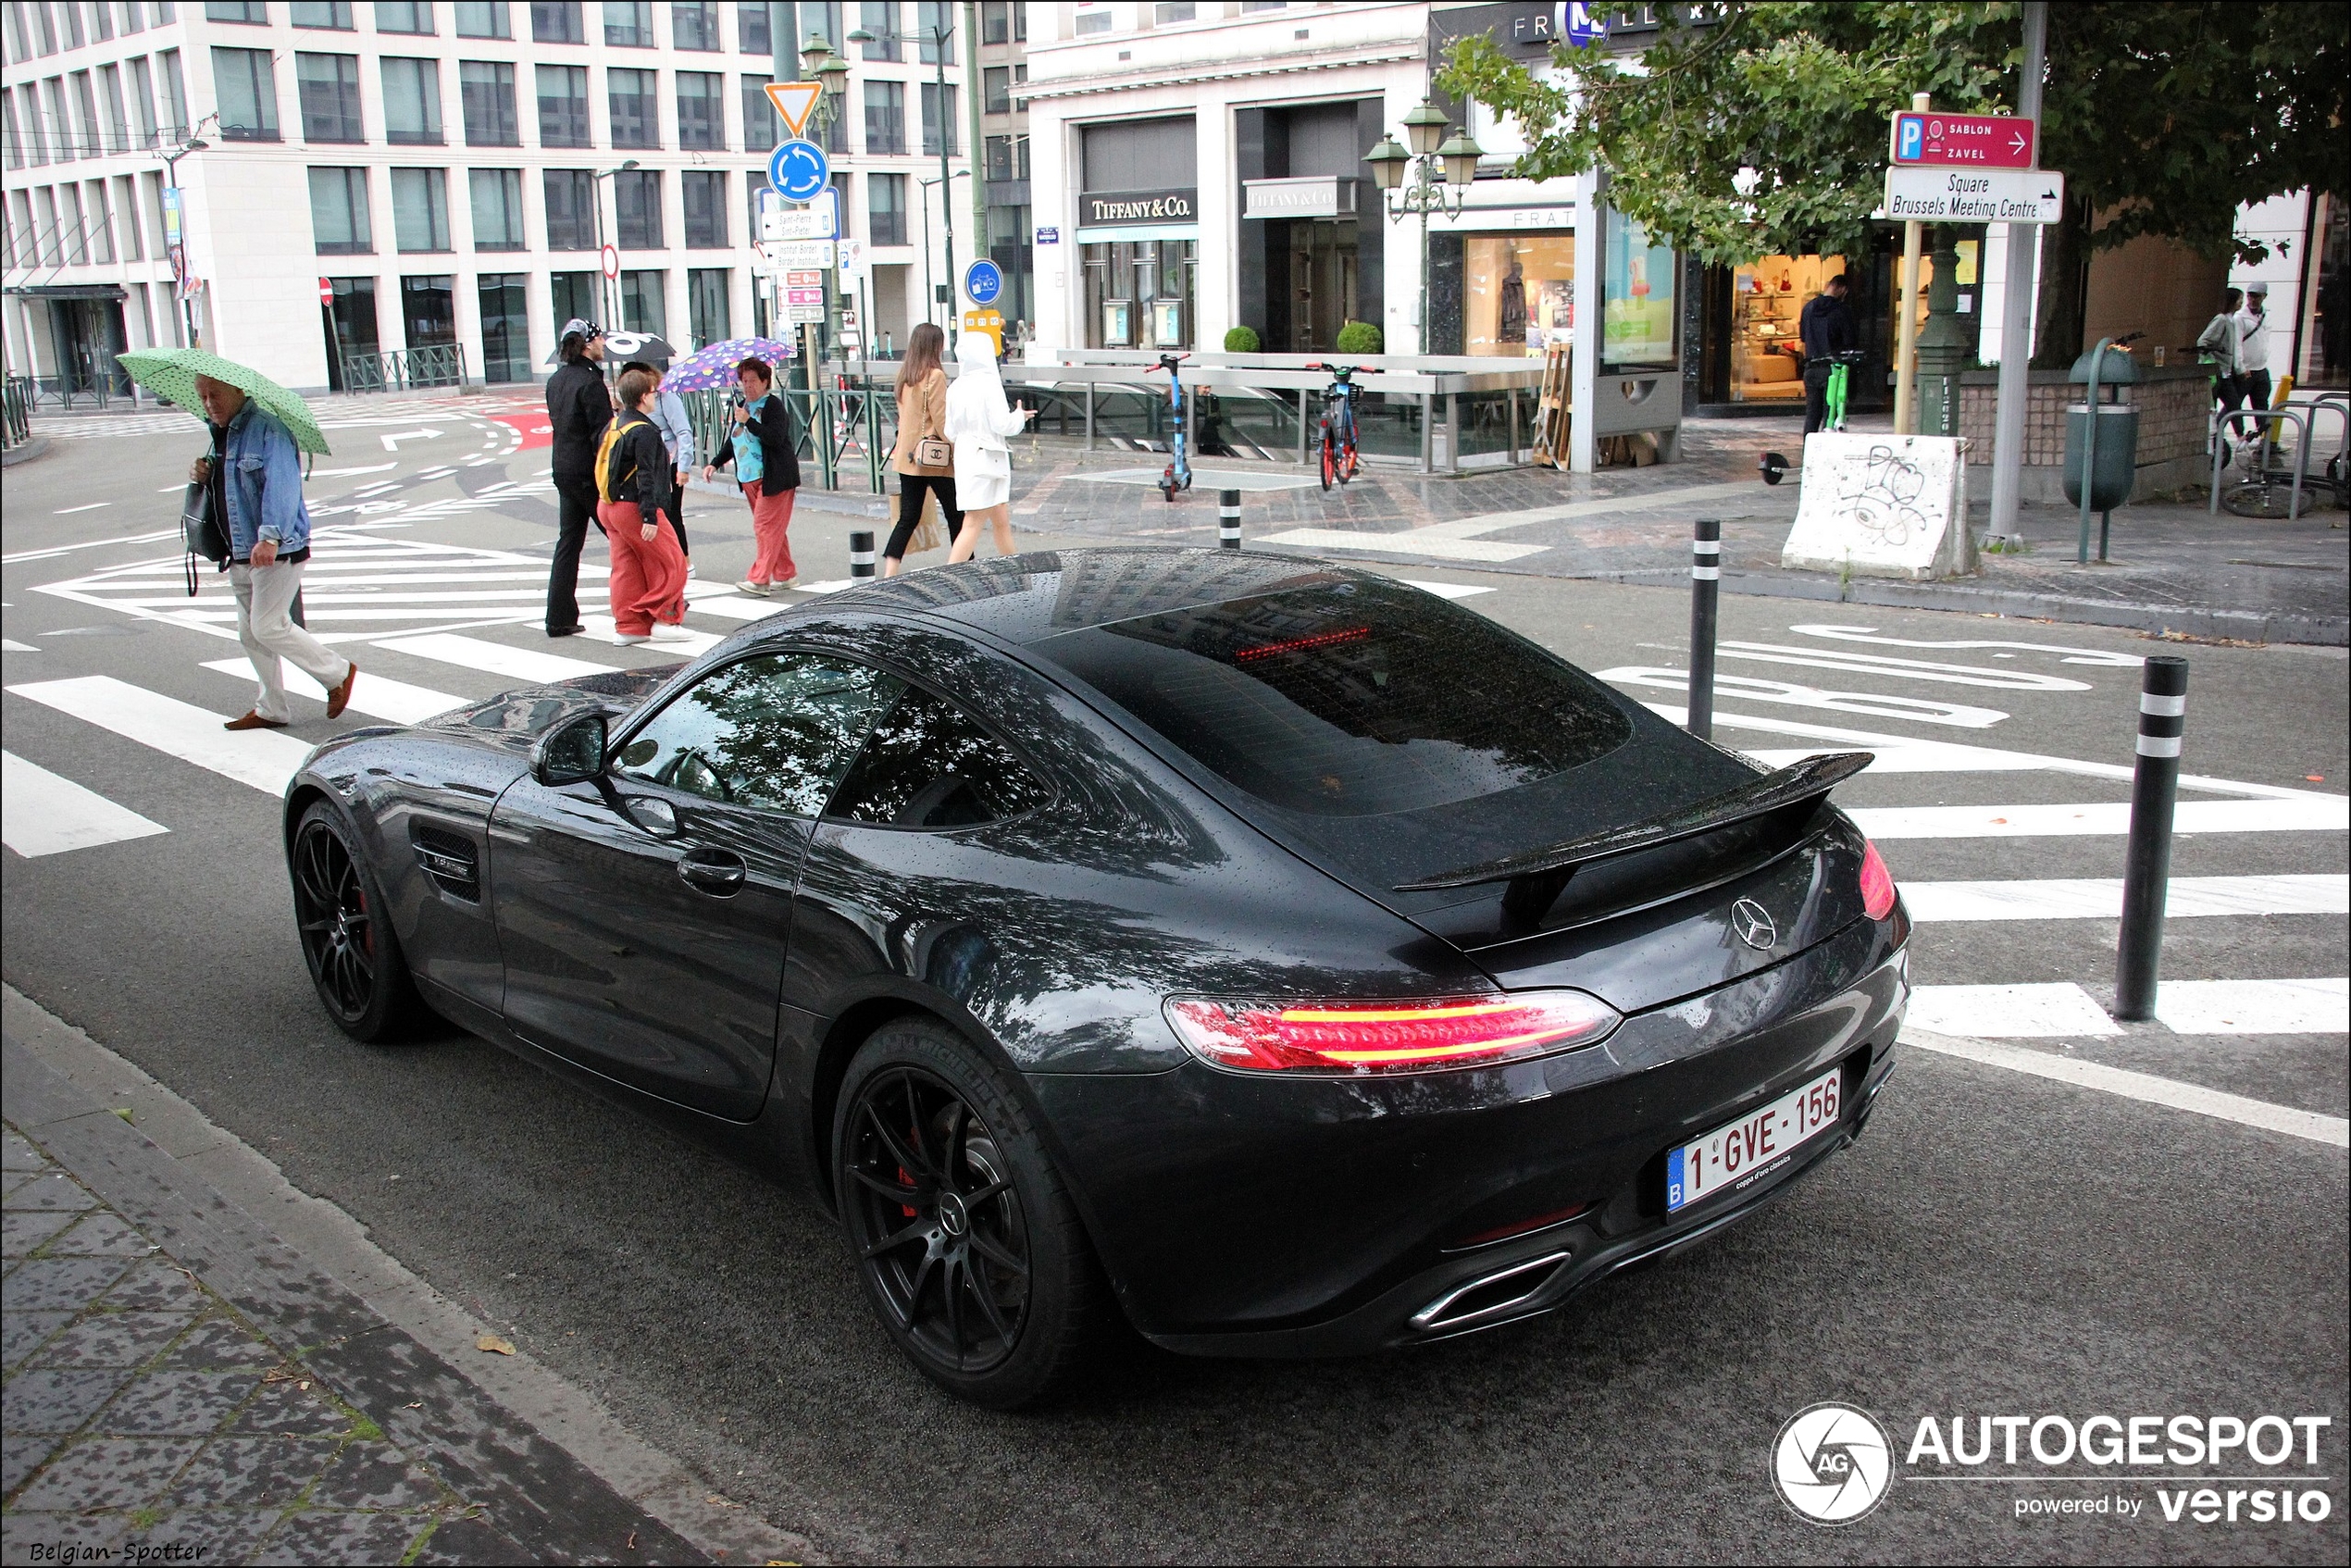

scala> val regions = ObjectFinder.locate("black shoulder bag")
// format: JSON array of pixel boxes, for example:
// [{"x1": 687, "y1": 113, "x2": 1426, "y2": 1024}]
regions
[{"x1": 180, "y1": 444, "x2": 233, "y2": 595}]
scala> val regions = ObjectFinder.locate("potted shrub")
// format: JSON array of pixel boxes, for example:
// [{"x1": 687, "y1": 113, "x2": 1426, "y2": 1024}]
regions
[
  {"x1": 1224, "y1": 326, "x2": 1262, "y2": 354},
  {"x1": 1335, "y1": 320, "x2": 1383, "y2": 355}
]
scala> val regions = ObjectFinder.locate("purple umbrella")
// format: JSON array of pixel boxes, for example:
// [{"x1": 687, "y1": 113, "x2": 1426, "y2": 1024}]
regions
[{"x1": 660, "y1": 336, "x2": 799, "y2": 392}]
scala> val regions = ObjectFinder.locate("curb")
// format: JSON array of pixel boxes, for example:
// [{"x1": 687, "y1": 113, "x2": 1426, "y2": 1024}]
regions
[
  {"x1": 2, "y1": 434, "x2": 50, "y2": 467},
  {"x1": 1, "y1": 986, "x2": 813, "y2": 1567}
]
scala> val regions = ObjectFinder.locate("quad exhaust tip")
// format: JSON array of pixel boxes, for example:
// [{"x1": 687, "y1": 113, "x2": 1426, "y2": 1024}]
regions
[{"x1": 1409, "y1": 1250, "x2": 1573, "y2": 1335}]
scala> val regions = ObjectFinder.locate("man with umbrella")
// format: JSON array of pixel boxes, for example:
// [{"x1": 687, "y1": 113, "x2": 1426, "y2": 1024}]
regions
[{"x1": 122, "y1": 349, "x2": 355, "y2": 729}]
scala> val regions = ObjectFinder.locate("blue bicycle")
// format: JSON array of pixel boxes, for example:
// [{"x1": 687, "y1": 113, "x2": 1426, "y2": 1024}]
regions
[{"x1": 1149, "y1": 352, "x2": 1192, "y2": 503}]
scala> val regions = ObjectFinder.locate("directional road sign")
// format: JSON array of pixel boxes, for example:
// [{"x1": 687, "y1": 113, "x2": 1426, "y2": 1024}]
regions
[
  {"x1": 768, "y1": 138, "x2": 830, "y2": 203},
  {"x1": 964, "y1": 258, "x2": 1004, "y2": 307},
  {"x1": 1892, "y1": 111, "x2": 2035, "y2": 169},
  {"x1": 764, "y1": 81, "x2": 824, "y2": 138},
  {"x1": 1884, "y1": 166, "x2": 2066, "y2": 226},
  {"x1": 760, "y1": 188, "x2": 839, "y2": 242},
  {"x1": 758, "y1": 240, "x2": 836, "y2": 271}
]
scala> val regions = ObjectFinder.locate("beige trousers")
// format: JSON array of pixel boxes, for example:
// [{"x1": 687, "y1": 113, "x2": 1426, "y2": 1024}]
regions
[{"x1": 230, "y1": 561, "x2": 349, "y2": 723}]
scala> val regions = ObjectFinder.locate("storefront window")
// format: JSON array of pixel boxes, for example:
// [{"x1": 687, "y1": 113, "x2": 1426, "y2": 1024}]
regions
[
  {"x1": 1083, "y1": 239, "x2": 1196, "y2": 350},
  {"x1": 1465, "y1": 232, "x2": 1574, "y2": 357},
  {"x1": 1603, "y1": 213, "x2": 1677, "y2": 369},
  {"x1": 1730, "y1": 253, "x2": 1846, "y2": 403}
]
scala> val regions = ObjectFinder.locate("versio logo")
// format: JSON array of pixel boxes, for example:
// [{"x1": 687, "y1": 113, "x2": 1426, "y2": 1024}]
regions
[{"x1": 1774, "y1": 1402, "x2": 1895, "y2": 1524}]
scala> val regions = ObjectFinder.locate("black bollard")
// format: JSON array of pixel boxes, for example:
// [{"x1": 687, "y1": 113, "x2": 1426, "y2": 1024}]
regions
[
  {"x1": 850, "y1": 529, "x2": 876, "y2": 580},
  {"x1": 2114, "y1": 655, "x2": 2188, "y2": 1021},
  {"x1": 1219, "y1": 489, "x2": 1241, "y2": 550},
  {"x1": 1687, "y1": 517, "x2": 1721, "y2": 741}
]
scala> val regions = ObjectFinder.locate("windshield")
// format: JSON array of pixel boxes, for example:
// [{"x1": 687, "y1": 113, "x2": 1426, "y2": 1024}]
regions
[{"x1": 1032, "y1": 577, "x2": 1632, "y2": 816}]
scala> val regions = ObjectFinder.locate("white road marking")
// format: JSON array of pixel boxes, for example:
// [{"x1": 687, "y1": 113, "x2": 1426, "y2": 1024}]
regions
[
  {"x1": 197, "y1": 658, "x2": 465, "y2": 726},
  {"x1": 1266, "y1": 479, "x2": 1770, "y2": 557},
  {"x1": 1905, "y1": 983, "x2": 2121, "y2": 1038},
  {"x1": 1713, "y1": 641, "x2": 2092, "y2": 691},
  {"x1": 311, "y1": 463, "x2": 397, "y2": 477},
  {"x1": 1399, "y1": 579, "x2": 1497, "y2": 600},
  {"x1": 687, "y1": 595, "x2": 785, "y2": 621},
  {"x1": 5, "y1": 677, "x2": 313, "y2": 794},
  {"x1": 379, "y1": 429, "x2": 443, "y2": 451},
  {"x1": 2, "y1": 528, "x2": 182, "y2": 564},
  {"x1": 2, "y1": 639, "x2": 37, "y2": 653},
  {"x1": 54, "y1": 502, "x2": 112, "y2": 515},
  {"x1": 788, "y1": 579, "x2": 861, "y2": 594},
  {"x1": 1849, "y1": 799, "x2": 2349, "y2": 839},
  {"x1": 1900, "y1": 1027, "x2": 2348, "y2": 1149},
  {"x1": 1901, "y1": 875, "x2": 2348, "y2": 923},
  {"x1": 1606, "y1": 666, "x2": 2009, "y2": 728},
  {"x1": 1257, "y1": 528, "x2": 1547, "y2": 563},
  {"x1": 372, "y1": 633, "x2": 616, "y2": 685},
  {"x1": 578, "y1": 615, "x2": 723, "y2": 653},
  {"x1": 2, "y1": 751, "x2": 169, "y2": 858},
  {"x1": 1791, "y1": 624, "x2": 2142, "y2": 667},
  {"x1": 2152, "y1": 978, "x2": 2349, "y2": 1036}
]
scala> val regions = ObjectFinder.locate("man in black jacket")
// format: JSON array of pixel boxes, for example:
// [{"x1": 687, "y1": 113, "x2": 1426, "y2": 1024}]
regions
[
  {"x1": 543, "y1": 319, "x2": 612, "y2": 636},
  {"x1": 1797, "y1": 275, "x2": 1858, "y2": 435}
]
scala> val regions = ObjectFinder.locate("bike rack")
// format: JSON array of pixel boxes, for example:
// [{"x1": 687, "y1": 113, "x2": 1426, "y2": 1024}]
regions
[
  {"x1": 2210, "y1": 406, "x2": 2310, "y2": 518},
  {"x1": 2307, "y1": 391, "x2": 2349, "y2": 486}
]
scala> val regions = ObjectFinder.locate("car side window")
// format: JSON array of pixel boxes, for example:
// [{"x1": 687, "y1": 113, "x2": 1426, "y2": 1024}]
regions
[
  {"x1": 827, "y1": 684, "x2": 1052, "y2": 829},
  {"x1": 612, "y1": 653, "x2": 902, "y2": 816}
]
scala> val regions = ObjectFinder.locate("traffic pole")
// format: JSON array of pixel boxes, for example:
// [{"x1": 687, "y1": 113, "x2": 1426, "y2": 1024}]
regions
[
  {"x1": 2113, "y1": 655, "x2": 2188, "y2": 1021},
  {"x1": 850, "y1": 529, "x2": 876, "y2": 581},
  {"x1": 1219, "y1": 488, "x2": 1241, "y2": 550},
  {"x1": 1687, "y1": 517, "x2": 1721, "y2": 742}
]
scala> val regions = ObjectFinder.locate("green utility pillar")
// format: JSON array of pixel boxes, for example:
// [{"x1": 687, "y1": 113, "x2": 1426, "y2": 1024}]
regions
[{"x1": 1914, "y1": 225, "x2": 1972, "y2": 439}]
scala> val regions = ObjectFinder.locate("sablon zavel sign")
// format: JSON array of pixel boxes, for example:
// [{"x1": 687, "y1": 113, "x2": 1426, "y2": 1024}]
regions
[{"x1": 1080, "y1": 188, "x2": 1198, "y2": 227}]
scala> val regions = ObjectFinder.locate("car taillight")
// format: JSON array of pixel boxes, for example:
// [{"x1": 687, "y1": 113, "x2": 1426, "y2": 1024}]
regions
[
  {"x1": 1163, "y1": 990, "x2": 1620, "y2": 1076},
  {"x1": 1860, "y1": 839, "x2": 1897, "y2": 921}
]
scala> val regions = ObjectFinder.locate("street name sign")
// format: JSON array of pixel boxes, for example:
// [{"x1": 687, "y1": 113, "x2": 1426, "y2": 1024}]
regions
[
  {"x1": 760, "y1": 189, "x2": 840, "y2": 241},
  {"x1": 1892, "y1": 111, "x2": 2036, "y2": 168},
  {"x1": 761, "y1": 241, "x2": 836, "y2": 268},
  {"x1": 1885, "y1": 166, "x2": 2065, "y2": 225}
]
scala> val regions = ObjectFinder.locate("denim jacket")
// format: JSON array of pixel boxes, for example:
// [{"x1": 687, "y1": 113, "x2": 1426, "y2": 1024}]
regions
[{"x1": 214, "y1": 404, "x2": 312, "y2": 560}]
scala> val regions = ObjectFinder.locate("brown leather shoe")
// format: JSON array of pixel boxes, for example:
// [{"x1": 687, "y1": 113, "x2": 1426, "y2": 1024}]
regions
[
  {"x1": 325, "y1": 661, "x2": 358, "y2": 719},
  {"x1": 223, "y1": 711, "x2": 288, "y2": 731}
]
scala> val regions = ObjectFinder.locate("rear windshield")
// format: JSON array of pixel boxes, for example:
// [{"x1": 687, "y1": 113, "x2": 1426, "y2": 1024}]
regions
[{"x1": 1031, "y1": 577, "x2": 1632, "y2": 816}]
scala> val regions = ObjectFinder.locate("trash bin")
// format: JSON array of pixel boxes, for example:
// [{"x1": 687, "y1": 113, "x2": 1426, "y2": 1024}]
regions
[{"x1": 2062, "y1": 342, "x2": 2140, "y2": 513}]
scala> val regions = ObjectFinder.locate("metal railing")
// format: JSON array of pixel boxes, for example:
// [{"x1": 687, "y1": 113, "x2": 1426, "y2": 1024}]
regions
[
  {"x1": 2, "y1": 375, "x2": 32, "y2": 450},
  {"x1": 341, "y1": 344, "x2": 466, "y2": 392}
]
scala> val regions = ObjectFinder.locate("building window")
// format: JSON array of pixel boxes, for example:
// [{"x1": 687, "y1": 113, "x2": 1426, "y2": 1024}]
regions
[
  {"x1": 478, "y1": 271, "x2": 530, "y2": 380},
  {"x1": 1075, "y1": 9, "x2": 1112, "y2": 36},
  {"x1": 537, "y1": 63, "x2": 589, "y2": 146},
  {"x1": 122, "y1": 2, "x2": 152, "y2": 32},
  {"x1": 864, "y1": 80, "x2": 903, "y2": 155},
  {"x1": 688, "y1": 268, "x2": 729, "y2": 348},
  {"x1": 73, "y1": 72, "x2": 103, "y2": 158},
  {"x1": 454, "y1": 2, "x2": 509, "y2": 37},
  {"x1": 159, "y1": 51, "x2": 190, "y2": 140},
  {"x1": 869, "y1": 171, "x2": 905, "y2": 246},
  {"x1": 381, "y1": 57, "x2": 443, "y2": 143},
  {"x1": 672, "y1": 0, "x2": 715, "y2": 49},
  {"x1": 308, "y1": 166, "x2": 373, "y2": 253},
  {"x1": 857, "y1": 1, "x2": 897, "y2": 59},
  {"x1": 2, "y1": 93, "x2": 22, "y2": 171},
  {"x1": 613, "y1": 168, "x2": 661, "y2": 248},
  {"x1": 469, "y1": 167, "x2": 525, "y2": 248},
  {"x1": 916, "y1": 0, "x2": 953, "y2": 63},
  {"x1": 737, "y1": 0, "x2": 767, "y2": 54},
  {"x1": 129, "y1": 58, "x2": 159, "y2": 148},
  {"x1": 214, "y1": 47, "x2": 281, "y2": 141},
  {"x1": 1155, "y1": 3, "x2": 1195, "y2": 23},
  {"x1": 682, "y1": 168, "x2": 725, "y2": 248},
  {"x1": 459, "y1": 61, "x2": 518, "y2": 144},
  {"x1": 619, "y1": 268, "x2": 665, "y2": 336},
  {"x1": 543, "y1": 167, "x2": 593, "y2": 248},
  {"x1": 100, "y1": 64, "x2": 131, "y2": 154},
  {"x1": 292, "y1": 2, "x2": 355, "y2": 28},
  {"x1": 677, "y1": 70, "x2": 721, "y2": 150},
  {"x1": 981, "y1": 1, "x2": 1024, "y2": 45},
  {"x1": 402, "y1": 273, "x2": 456, "y2": 349},
  {"x1": 608, "y1": 66, "x2": 656, "y2": 147},
  {"x1": 1240, "y1": 1, "x2": 1287, "y2": 9},
  {"x1": 603, "y1": 0, "x2": 652, "y2": 46},
  {"x1": 529, "y1": 0, "x2": 581, "y2": 44},
  {"x1": 740, "y1": 73, "x2": 777, "y2": 152},
  {"x1": 391, "y1": 166, "x2": 451, "y2": 251},
  {"x1": 802, "y1": 1, "x2": 844, "y2": 52},
  {"x1": 206, "y1": 2, "x2": 269, "y2": 22},
  {"x1": 919, "y1": 82, "x2": 957, "y2": 156},
  {"x1": 986, "y1": 133, "x2": 1027, "y2": 182},
  {"x1": 551, "y1": 270, "x2": 596, "y2": 335},
  {"x1": 983, "y1": 66, "x2": 1011, "y2": 117},
  {"x1": 377, "y1": 1, "x2": 434, "y2": 33}
]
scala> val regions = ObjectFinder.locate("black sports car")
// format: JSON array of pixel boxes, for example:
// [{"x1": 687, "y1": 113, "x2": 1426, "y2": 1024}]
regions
[{"x1": 283, "y1": 549, "x2": 1908, "y2": 1406}]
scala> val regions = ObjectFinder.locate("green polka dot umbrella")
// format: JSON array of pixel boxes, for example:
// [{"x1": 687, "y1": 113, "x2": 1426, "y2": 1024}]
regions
[{"x1": 116, "y1": 347, "x2": 332, "y2": 456}]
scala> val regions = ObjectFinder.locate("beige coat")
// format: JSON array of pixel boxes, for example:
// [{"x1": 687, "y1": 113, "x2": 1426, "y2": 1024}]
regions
[{"x1": 889, "y1": 367, "x2": 952, "y2": 477}]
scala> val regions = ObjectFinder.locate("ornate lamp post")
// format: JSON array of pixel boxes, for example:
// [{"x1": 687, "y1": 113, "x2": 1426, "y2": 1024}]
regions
[
  {"x1": 1364, "y1": 99, "x2": 1483, "y2": 355},
  {"x1": 797, "y1": 32, "x2": 852, "y2": 364}
]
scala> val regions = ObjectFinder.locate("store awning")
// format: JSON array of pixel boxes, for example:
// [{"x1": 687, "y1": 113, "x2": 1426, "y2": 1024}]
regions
[{"x1": 4, "y1": 284, "x2": 130, "y2": 301}]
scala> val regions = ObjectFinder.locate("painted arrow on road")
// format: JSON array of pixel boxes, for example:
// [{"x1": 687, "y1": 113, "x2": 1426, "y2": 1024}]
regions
[{"x1": 379, "y1": 429, "x2": 443, "y2": 451}]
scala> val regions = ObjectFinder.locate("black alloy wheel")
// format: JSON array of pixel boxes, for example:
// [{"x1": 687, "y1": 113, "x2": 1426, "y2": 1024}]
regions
[
  {"x1": 292, "y1": 802, "x2": 421, "y2": 1042},
  {"x1": 834, "y1": 1021, "x2": 1111, "y2": 1407}
]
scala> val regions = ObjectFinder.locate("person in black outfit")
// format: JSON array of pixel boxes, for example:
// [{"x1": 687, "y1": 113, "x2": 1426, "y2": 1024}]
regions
[
  {"x1": 543, "y1": 318, "x2": 612, "y2": 636},
  {"x1": 1797, "y1": 274, "x2": 1859, "y2": 436}
]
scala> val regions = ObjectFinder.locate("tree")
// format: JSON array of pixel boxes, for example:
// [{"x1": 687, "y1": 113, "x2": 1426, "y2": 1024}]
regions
[{"x1": 1439, "y1": 2, "x2": 2348, "y2": 367}]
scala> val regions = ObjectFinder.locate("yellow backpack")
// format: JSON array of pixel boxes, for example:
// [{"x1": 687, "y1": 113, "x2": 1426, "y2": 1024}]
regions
[{"x1": 595, "y1": 414, "x2": 652, "y2": 504}]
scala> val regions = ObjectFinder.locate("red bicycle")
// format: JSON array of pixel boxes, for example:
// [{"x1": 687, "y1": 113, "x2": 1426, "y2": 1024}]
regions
[{"x1": 1308, "y1": 363, "x2": 1364, "y2": 491}]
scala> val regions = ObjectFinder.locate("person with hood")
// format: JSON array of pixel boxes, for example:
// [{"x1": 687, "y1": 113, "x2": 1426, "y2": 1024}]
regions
[
  {"x1": 597, "y1": 366, "x2": 693, "y2": 645},
  {"x1": 943, "y1": 331, "x2": 1033, "y2": 564},
  {"x1": 544, "y1": 319, "x2": 612, "y2": 636}
]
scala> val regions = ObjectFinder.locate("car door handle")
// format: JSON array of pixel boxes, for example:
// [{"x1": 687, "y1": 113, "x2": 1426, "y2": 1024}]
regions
[{"x1": 677, "y1": 848, "x2": 747, "y2": 897}]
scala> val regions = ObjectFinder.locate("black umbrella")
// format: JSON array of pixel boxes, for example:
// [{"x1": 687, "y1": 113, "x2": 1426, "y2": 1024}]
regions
[{"x1": 542, "y1": 330, "x2": 678, "y2": 367}]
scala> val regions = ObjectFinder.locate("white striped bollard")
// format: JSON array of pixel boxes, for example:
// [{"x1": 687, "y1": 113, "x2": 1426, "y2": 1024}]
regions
[
  {"x1": 1219, "y1": 489, "x2": 1242, "y2": 550},
  {"x1": 1686, "y1": 518, "x2": 1721, "y2": 741},
  {"x1": 850, "y1": 529, "x2": 876, "y2": 580},
  {"x1": 2114, "y1": 655, "x2": 2187, "y2": 1020}
]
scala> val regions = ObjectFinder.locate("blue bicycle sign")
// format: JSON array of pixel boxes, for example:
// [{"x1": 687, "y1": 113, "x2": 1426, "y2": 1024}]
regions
[
  {"x1": 768, "y1": 138, "x2": 830, "y2": 203},
  {"x1": 964, "y1": 259, "x2": 1004, "y2": 307}
]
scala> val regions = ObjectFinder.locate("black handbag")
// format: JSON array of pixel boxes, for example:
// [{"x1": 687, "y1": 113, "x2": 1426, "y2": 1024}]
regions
[{"x1": 180, "y1": 467, "x2": 232, "y2": 596}]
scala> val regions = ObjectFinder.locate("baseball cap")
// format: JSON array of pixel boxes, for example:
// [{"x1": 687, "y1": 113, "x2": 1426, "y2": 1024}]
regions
[
  {"x1": 559, "y1": 317, "x2": 605, "y2": 341},
  {"x1": 2241, "y1": 281, "x2": 2270, "y2": 296}
]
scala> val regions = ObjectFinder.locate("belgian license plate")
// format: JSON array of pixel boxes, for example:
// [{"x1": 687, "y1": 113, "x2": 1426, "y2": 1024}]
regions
[{"x1": 1666, "y1": 1067, "x2": 1843, "y2": 1213}]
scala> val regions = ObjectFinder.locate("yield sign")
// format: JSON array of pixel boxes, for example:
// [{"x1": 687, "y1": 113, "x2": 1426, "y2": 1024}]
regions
[{"x1": 764, "y1": 81, "x2": 824, "y2": 137}]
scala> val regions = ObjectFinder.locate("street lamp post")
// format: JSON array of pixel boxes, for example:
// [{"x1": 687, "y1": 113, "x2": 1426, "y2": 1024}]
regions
[
  {"x1": 919, "y1": 171, "x2": 973, "y2": 330},
  {"x1": 1363, "y1": 100, "x2": 1483, "y2": 356},
  {"x1": 849, "y1": 13, "x2": 959, "y2": 325},
  {"x1": 590, "y1": 159, "x2": 641, "y2": 333}
]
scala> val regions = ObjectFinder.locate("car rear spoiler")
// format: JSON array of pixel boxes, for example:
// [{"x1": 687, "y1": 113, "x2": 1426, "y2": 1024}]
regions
[{"x1": 1393, "y1": 752, "x2": 1873, "y2": 922}]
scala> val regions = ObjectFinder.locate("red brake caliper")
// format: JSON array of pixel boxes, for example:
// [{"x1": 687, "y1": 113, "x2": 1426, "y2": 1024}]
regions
[{"x1": 898, "y1": 1165, "x2": 917, "y2": 1219}]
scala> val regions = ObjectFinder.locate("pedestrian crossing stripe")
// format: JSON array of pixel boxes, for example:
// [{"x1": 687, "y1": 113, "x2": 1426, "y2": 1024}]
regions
[
  {"x1": 1907, "y1": 979, "x2": 2348, "y2": 1039},
  {"x1": 1900, "y1": 875, "x2": 2347, "y2": 922},
  {"x1": 370, "y1": 633, "x2": 616, "y2": 685},
  {"x1": 6, "y1": 677, "x2": 312, "y2": 794},
  {"x1": 1849, "y1": 799, "x2": 2348, "y2": 840},
  {"x1": 2, "y1": 750, "x2": 168, "y2": 858},
  {"x1": 196, "y1": 658, "x2": 465, "y2": 727}
]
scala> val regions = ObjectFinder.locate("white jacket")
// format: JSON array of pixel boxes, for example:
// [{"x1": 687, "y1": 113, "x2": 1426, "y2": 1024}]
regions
[{"x1": 944, "y1": 332, "x2": 1025, "y2": 473}]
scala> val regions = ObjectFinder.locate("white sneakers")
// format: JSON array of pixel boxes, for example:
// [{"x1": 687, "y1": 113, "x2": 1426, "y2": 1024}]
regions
[
  {"x1": 648, "y1": 622, "x2": 698, "y2": 643},
  {"x1": 615, "y1": 633, "x2": 651, "y2": 645},
  {"x1": 737, "y1": 579, "x2": 773, "y2": 597}
]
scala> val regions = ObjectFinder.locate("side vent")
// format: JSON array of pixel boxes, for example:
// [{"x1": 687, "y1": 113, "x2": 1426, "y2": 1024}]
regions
[{"x1": 411, "y1": 822, "x2": 480, "y2": 902}]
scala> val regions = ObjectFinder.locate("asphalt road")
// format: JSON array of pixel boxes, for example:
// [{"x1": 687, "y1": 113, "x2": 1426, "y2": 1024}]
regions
[{"x1": 5, "y1": 399, "x2": 2346, "y2": 1562}]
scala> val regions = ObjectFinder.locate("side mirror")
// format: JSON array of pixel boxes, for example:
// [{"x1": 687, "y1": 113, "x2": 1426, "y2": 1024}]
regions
[{"x1": 532, "y1": 711, "x2": 608, "y2": 786}]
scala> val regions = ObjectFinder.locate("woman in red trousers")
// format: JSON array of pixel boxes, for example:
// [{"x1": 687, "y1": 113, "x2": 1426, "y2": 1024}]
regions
[
  {"x1": 700, "y1": 356, "x2": 801, "y2": 596},
  {"x1": 597, "y1": 367, "x2": 694, "y2": 644}
]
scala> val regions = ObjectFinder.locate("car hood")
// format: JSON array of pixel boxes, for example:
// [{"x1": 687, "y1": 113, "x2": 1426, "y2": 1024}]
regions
[{"x1": 417, "y1": 664, "x2": 681, "y2": 755}]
